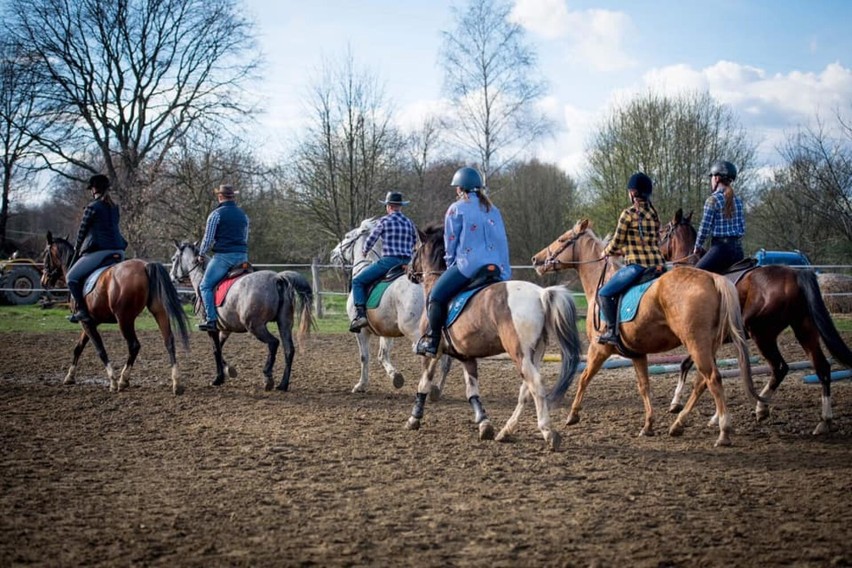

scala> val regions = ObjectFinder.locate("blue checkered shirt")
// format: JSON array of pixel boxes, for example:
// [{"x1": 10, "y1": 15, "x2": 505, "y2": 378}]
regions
[
  {"x1": 363, "y1": 211, "x2": 416, "y2": 258},
  {"x1": 695, "y1": 190, "x2": 745, "y2": 248}
]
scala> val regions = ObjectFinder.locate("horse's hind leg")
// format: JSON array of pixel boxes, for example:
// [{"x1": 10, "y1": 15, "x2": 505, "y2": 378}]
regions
[
  {"x1": 501, "y1": 347, "x2": 559, "y2": 451},
  {"x1": 430, "y1": 355, "x2": 453, "y2": 402},
  {"x1": 750, "y1": 331, "x2": 787, "y2": 422},
  {"x1": 670, "y1": 356, "x2": 694, "y2": 413},
  {"x1": 458, "y1": 359, "x2": 494, "y2": 441},
  {"x1": 84, "y1": 324, "x2": 118, "y2": 391},
  {"x1": 150, "y1": 305, "x2": 183, "y2": 395},
  {"x1": 251, "y1": 324, "x2": 280, "y2": 391},
  {"x1": 673, "y1": 351, "x2": 730, "y2": 447},
  {"x1": 377, "y1": 337, "x2": 405, "y2": 389},
  {"x1": 791, "y1": 322, "x2": 834, "y2": 435},
  {"x1": 116, "y1": 319, "x2": 142, "y2": 392},
  {"x1": 64, "y1": 331, "x2": 90, "y2": 385},
  {"x1": 275, "y1": 322, "x2": 295, "y2": 392}
]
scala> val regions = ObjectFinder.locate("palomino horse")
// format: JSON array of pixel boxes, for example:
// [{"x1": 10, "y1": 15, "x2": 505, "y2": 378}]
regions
[
  {"x1": 406, "y1": 224, "x2": 582, "y2": 451},
  {"x1": 659, "y1": 209, "x2": 852, "y2": 434},
  {"x1": 41, "y1": 232, "x2": 190, "y2": 394},
  {"x1": 531, "y1": 219, "x2": 766, "y2": 447},
  {"x1": 330, "y1": 218, "x2": 452, "y2": 397},
  {"x1": 170, "y1": 242, "x2": 315, "y2": 391}
]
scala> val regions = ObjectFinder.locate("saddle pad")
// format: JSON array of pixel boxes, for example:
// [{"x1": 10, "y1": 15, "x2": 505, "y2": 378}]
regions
[
  {"x1": 365, "y1": 272, "x2": 405, "y2": 309},
  {"x1": 83, "y1": 266, "x2": 111, "y2": 296},
  {"x1": 445, "y1": 284, "x2": 490, "y2": 327},
  {"x1": 215, "y1": 273, "x2": 247, "y2": 306},
  {"x1": 600, "y1": 280, "x2": 655, "y2": 324}
]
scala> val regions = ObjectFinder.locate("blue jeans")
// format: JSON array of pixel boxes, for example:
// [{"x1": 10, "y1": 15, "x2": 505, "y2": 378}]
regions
[
  {"x1": 598, "y1": 263, "x2": 647, "y2": 298},
  {"x1": 696, "y1": 240, "x2": 744, "y2": 274},
  {"x1": 351, "y1": 256, "x2": 410, "y2": 306},
  {"x1": 200, "y1": 252, "x2": 247, "y2": 321}
]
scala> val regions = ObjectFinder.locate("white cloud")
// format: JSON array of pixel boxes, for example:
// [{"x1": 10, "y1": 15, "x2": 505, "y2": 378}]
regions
[{"x1": 510, "y1": 0, "x2": 635, "y2": 72}]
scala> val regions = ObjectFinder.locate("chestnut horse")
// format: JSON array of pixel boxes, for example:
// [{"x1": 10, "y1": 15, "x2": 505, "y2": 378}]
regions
[
  {"x1": 532, "y1": 219, "x2": 765, "y2": 447},
  {"x1": 407, "y1": 224, "x2": 582, "y2": 451},
  {"x1": 41, "y1": 232, "x2": 190, "y2": 394},
  {"x1": 659, "y1": 209, "x2": 852, "y2": 434}
]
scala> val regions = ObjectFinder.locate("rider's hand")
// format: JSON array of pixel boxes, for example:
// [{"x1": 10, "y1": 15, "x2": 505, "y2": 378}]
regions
[
  {"x1": 693, "y1": 246, "x2": 705, "y2": 257},
  {"x1": 196, "y1": 255, "x2": 205, "y2": 265}
]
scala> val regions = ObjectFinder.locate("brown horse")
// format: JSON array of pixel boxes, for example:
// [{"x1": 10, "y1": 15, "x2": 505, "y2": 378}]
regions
[
  {"x1": 659, "y1": 209, "x2": 852, "y2": 434},
  {"x1": 407, "y1": 224, "x2": 582, "y2": 451},
  {"x1": 531, "y1": 219, "x2": 765, "y2": 447},
  {"x1": 41, "y1": 232, "x2": 190, "y2": 394}
]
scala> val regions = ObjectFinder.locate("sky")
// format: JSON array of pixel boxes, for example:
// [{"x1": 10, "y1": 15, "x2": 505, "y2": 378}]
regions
[{"x1": 241, "y1": 0, "x2": 852, "y2": 179}]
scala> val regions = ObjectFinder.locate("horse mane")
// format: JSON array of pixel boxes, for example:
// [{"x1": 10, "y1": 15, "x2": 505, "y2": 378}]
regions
[{"x1": 420, "y1": 223, "x2": 445, "y2": 269}]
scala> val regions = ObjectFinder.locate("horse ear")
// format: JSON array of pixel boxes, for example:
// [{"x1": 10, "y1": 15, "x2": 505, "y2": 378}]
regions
[
  {"x1": 578, "y1": 219, "x2": 589, "y2": 232},
  {"x1": 173, "y1": 240, "x2": 181, "y2": 249},
  {"x1": 46, "y1": 231, "x2": 53, "y2": 244},
  {"x1": 675, "y1": 209, "x2": 683, "y2": 223},
  {"x1": 685, "y1": 210, "x2": 693, "y2": 223}
]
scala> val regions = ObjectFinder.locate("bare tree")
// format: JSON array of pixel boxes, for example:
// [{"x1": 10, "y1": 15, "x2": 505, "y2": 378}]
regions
[
  {"x1": 290, "y1": 51, "x2": 405, "y2": 241},
  {"x1": 439, "y1": 0, "x2": 553, "y2": 178},
  {"x1": 5, "y1": 0, "x2": 261, "y2": 255}
]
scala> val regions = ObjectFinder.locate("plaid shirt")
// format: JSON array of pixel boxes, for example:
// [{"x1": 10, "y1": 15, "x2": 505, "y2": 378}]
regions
[
  {"x1": 363, "y1": 211, "x2": 416, "y2": 258},
  {"x1": 695, "y1": 190, "x2": 745, "y2": 248},
  {"x1": 603, "y1": 201, "x2": 665, "y2": 267}
]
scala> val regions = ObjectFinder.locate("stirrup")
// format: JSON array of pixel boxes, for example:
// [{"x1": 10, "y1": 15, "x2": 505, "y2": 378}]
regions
[
  {"x1": 349, "y1": 315, "x2": 368, "y2": 333},
  {"x1": 415, "y1": 336, "x2": 439, "y2": 358},
  {"x1": 67, "y1": 310, "x2": 91, "y2": 323},
  {"x1": 597, "y1": 329, "x2": 619, "y2": 346},
  {"x1": 198, "y1": 319, "x2": 219, "y2": 332}
]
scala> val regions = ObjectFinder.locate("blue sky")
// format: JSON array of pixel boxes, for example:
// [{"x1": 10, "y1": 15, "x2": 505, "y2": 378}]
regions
[{"x1": 242, "y1": 0, "x2": 852, "y2": 177}]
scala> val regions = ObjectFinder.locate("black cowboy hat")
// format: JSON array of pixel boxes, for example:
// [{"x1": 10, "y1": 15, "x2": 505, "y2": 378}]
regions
[{"x1": 379, "y1": 191, "x2": 409, "y2": 206}]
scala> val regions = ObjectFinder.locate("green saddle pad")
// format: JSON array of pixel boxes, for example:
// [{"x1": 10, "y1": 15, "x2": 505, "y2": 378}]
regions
[{"x1": 366, "y1": 281, "x2": 392, "y2": 309}]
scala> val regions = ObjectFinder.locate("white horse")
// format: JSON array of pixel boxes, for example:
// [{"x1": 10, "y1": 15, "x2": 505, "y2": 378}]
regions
[{"x1": 330, "y1": 218, "x2": 452, "y2": 396}]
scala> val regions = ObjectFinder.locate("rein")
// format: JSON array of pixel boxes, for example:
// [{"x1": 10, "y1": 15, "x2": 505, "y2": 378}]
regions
[{"x1": 543, "y1": 231, "x2": 606, "y2": 268}]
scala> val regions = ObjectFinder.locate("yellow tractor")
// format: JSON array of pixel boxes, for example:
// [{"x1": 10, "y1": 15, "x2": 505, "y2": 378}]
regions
[{"x1": 0, "y1": 255, "x2": 43, "y2": 305}]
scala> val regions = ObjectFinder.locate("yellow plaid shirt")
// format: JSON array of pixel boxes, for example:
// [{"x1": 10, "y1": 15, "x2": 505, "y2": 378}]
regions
[{"x1": 603, "y1": 201, "x2": 665, "y2": 267}]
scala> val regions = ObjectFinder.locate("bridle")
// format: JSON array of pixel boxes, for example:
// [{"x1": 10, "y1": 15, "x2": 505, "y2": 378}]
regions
[
  {"x1": 335, "y1": 227, "x2": 381, "y2": 275},
  {"x1": 172, "y1": 246, "x2": 205, "y2": 283},
  {"x1": 659, "y1": 220, "x2": 699, "y2": 265},
  {"x1": 540, "y1": 230, "x2": 606, "y2": 269},
  {"x1": 406, "y1": 241, "x2": 444, "y2": 284},
  {"x1": 42, "y1": 245, "x2": 64, "y2": 285}
]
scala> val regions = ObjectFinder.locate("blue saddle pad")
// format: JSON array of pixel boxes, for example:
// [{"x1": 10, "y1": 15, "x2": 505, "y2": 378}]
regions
[
  {"x1": 83, "y1": 266, "x2": 111, "y2": 296},
  {"x1": 445, "y1": 284, "x2": 490, "y2": 327},
  {"x1": 600, "y1": 280, "x2": 655, "y2": 324}
]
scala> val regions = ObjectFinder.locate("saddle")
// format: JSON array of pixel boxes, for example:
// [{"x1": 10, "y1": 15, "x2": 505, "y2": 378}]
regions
[
  {"x1": 214, "y1": 262, "x2": 254, "y2": 306},
  {"x1": 83, "y1": 253, "x2": 124, "y2": 296},
  {"x1": 365, "y1": 264, "x2": 408, "y2": 309},
  {"x1": 721, "y1": 257, "x2": 758, "y2": 285},
  {"x1": 443, "y1": 264, "x2": 502, "y2": 332},
  {"x1": 602, "y1": 265, "x2": 666, "y2": 359}
]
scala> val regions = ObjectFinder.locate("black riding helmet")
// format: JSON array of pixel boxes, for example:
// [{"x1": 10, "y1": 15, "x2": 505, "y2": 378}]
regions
[
  {"x1": 708, "y1": 160, "x2": 737, "y2": 183},
  {"x1": 627, "y1": 172, "x2": 653, "y2": 199},
  {"x1": 87, "y1": 174, "x2": 111, "y2": 194}
]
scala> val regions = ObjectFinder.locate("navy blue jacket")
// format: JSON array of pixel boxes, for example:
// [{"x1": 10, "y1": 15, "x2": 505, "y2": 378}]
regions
[
  {"x1": 199, "y1": 201, "x2": 250, "y2": 255},
  {"x1": 75, "y1": 198, "x2": 128, "y2": 254}
]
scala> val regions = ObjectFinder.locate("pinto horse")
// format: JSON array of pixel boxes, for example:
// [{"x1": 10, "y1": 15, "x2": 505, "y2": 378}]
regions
[
  {"x1": 171, "y1": 241, "x2": 315, "y2": 391},
  {"x1": 531, "y1": 219, "x2": 766, "y2": 447},
  {"x1": 659, "y1": 209, "x2": 852, "y2": 434},
  {"x1": 406, "y1": 224, "x2": 582, "y2": 451},
  {"x1": 330, "y1": 218, "x2": 452, "y2": 396},
  {"x1": 41, "y1": 232, "x2": 190, "y2": 394}
]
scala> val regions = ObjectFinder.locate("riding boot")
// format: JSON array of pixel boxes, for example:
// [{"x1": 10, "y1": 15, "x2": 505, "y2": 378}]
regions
[
  {"x1": 597, "y1": 295, "x2": 619, "y2": 346},
  {"x1": 349, "y1": 304, "x2": 368, "y2": 333},
  {"x1": 66, "y1": 281, "x2": 91, "y2": 323},
  {"x1": 415, "y1": 301, "x2": 444, "y2": 358}
]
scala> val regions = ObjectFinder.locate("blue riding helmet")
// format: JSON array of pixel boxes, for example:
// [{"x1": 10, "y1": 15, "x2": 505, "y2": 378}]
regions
[
  {"x1": 451, "y1": 167, "x2": 483, "y2": 192},
  {"x1": 709, "y1": 160, "x2": 737, "y2": 182},
  {"x1": 627, "y1": 172, "x2": 653, "y2": 198}
]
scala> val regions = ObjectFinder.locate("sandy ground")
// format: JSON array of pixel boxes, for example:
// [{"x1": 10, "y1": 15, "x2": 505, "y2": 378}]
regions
[{"x1": 1, "y1": 329, "x2": 851, "y2": 567}]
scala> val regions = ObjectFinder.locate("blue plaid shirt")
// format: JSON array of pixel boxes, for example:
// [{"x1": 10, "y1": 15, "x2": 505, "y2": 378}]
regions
[
  {"x1": 695, "y1": 189, "x2": 745, "y2": 248},
  {"x1": 363, "y1": 211, "x2": 416, "y2": 258}
]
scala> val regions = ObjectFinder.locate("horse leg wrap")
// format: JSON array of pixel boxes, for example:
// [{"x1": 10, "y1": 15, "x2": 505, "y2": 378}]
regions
[
  {"x1": 469, "y1": 395, "x2": 488, "y2": 424},
  {"x1": 411, "y1": 392, "x2": 428, "y2": 420}
]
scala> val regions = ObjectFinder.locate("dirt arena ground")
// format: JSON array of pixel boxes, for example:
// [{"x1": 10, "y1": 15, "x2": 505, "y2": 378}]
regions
[{"x1": 2, "y1": 329, "x2": 851, "y2": 567}]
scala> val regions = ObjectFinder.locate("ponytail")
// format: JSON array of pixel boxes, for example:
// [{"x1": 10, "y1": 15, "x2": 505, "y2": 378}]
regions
[{"x1": 722, "y1": 186, "x2": 735, "y2": 218}]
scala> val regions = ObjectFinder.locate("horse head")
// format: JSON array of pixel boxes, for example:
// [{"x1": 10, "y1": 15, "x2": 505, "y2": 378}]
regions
[
  {"x1": 659, "y1": 209, "x2": 697, "y2": 264},
  {"x1": 330, "y1": 217, "x2": 380, "y2": 268},
  {"x1": 531, "y1": 219, "x2": 599, "y2": 275},
  {"x1": 170, "y1": 241, "x2": 202, "y2": 284},
  {"x1": 41, "y1": 231, "x2": 73, "y2": 288},
  {"x1": 408, "y1": 224, "x2": 444, "y2": 285}
]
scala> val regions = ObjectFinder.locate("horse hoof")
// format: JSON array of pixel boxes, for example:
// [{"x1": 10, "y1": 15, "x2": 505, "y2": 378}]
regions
[
  {"x1": 264, "y1": 379, "x2": 274, "y2": 392},
  {"x1": 406, "y1": 417, "x2": 421, "y2": 431},
  {"x1": 392, "y1": 372, "x2": 404, "y2": 389},
  {"x1": 63, "y1": 377, "x2": 75, "y2": 385},
  {"x1": 565, "y1": 412, "x2": 580, "y2": 426},
  {"x1": 226, "y1": 365, "x2": 238, "y2": 379},
  {"x1": 548, "y1": 431, "x2": 562, "y2": 452},
  {"x1": 639, "y1": 428, "x2": 655, "y2": 437},
  {"x1": 276, "y1": 383, "x2": 290, "y2": 392},
  {"x1": 429, "y1": 386, "x2": 443, "y2": 402},
  {"x1": 495, "y1": 429, "x2": 511, "y2": 443},
  {"x1": 351, "y1": 384, "x2": 366, "y2": 394},
  {"x1": 812, "y1": 421, "x2": 831, "y2": 436},
  {"x1": 755, "y1": 408, "x2": 770, "y2": 422},
  {"x1": 669, "y1": 404, "x2": 683, "y2": 414},
  {"x1": 479, "y1": 420, "x2": 495, "y2": 441},
  {"x1": 173, "y1": 385, "x2": 185, "y2": 396},
  {"x1": 669, "y1": 423, "x2": 684, "y2": 437},
  {"x1": 211, "y1": 377, "x2": 225, "y2": 387},
  {"x1": 714, "y1": 436, "x2": 733, "y2": 447}
]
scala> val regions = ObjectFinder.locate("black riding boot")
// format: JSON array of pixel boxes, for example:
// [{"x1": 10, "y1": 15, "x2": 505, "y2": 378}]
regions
[
  {"x1": 415, "y1": 301, "x2": 444, "y2": 358},
  {"x1": 597, "y1": 295, "x2": 619, "y2": 345},
  {"x1": 349, "y1": 304, "x2": 368, "y2": 333},
  {"x1": 67, "y1": 281, "x2": 91, "y2": 323}
]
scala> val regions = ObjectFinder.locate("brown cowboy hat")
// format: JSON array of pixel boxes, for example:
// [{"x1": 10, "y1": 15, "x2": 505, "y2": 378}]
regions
[{"x1": 379, "y1": 191, "x2": 409, "y2": 206}]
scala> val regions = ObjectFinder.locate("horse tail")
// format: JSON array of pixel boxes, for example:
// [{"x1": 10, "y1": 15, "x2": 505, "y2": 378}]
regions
[
  {"x1": 798, "y1": 269, "x2": 852, "y2": 366},
  {"x1": 146, "y1": 262, "x2": 190, "y2": 349},
  {"x1": 277, "y1": 271, "x2": 316, "y2": 343},
  {"x1": 540, "y1": 285, "x2": 582, "y2": 407},
  {"x1": 713, "y1": 274, "x2": 766, "y2": 404}
]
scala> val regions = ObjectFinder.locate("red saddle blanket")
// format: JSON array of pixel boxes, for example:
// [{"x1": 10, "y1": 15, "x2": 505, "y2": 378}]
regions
[{"x1": 215, "y1": 273, "x2": 247, "y2": 306}]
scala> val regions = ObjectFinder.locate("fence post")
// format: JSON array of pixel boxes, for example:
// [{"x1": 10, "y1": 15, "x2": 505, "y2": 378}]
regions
[{"x1": 311, "y1": 256, "x2": 324, "y2": 318}]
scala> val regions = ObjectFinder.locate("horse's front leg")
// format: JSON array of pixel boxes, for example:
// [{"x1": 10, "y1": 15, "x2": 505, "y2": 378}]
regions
[
  {"x1": 219, "y1": 332, "x2": 238, "y2": 380},
  {"x1": 84, "y1": 324, "x2": 117, "y2": 392},
  {"x1": 64, "y1": 331, "x2": 90, "y2": 385},
  {"x1": 209, "y1": 331, "x2": 227, "y2": 387},
  {"x1": 351, "y1": 331, "x2": 372, "y2": 393},
  {"x1": 407, "y1": 354, "x2": 441, "y2": 431},
  {"x1": 670, "y1": 356, "x2": 694, "y2": 413},
  {"x1": 377, "y1": 337, "x2": 404, "y2": 389},
  {"x1": 632, "y1": 356, "x2": 655, "y2": 437},
  {"x1": 458, "y1": 359, "x2": 494, "y2": 441},
  {"x1": 251, "y1": 325, "x2": 279, "y2": 391},
  {"x1": 566, "y1": 344, "x2": 610, "y2": 426}
]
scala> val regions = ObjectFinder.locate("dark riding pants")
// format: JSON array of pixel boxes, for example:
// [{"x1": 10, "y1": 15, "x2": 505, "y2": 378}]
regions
[
  {"x1": 425, "y1": 265, "x2": 472, "y2": 338},
  {"x1": 696, "y1": 238, "x2": 744, "y2": 274},
  {"x1": 66, "y1": 249, "x2": 125, "y2": 307}
]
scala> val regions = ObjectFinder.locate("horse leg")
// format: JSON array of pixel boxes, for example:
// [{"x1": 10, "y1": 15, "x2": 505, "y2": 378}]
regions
[
  {"x1": 218, "y1": 332, "x2": 238, "y2": 379},
  {"x1": 251, "y1": 324, "x2": 279, "y2": 391},
  {"x1": 149, "y1": 305, "x2": 183, "y2": 395},
  {"x1": 275, "y1": 323, "x2": 295, "y2": 392},
  {"x1": 209, "y1": 332, "x2": 227, "y2": 387},
  {"x1": 83, "y1": 324, "x2": 118, "y2": 392},
  {"x1": 750, "y1": 332, "x2": 787, "y2": 422},
  {"x1": 566, "y1": 344, "x2": 610, "y2": 426},
  {"x1": 116, "y1": 319, "x2": 141, "y2": 392},
  {"x1": 501, "y1": 349, "x2": 560, "y2": 451},
  {"x1": 670, "y1": 356, "x2": 694, "y2": 413},
  {"x1": 407, "y1": 355, "x2": 440, "y2": 431},
  {"x1": 377, "y1": 337, "x2": 405, "y2": 389},
  {"x1": 457, "y1": 359, "x2": 494, "y2": 441},
  {"x1": 791, "y1": 323, "x2": 834, "y2": 435},
  {"x1": 351, "y1": 331, "x2": 372, "y2": 393},
  {"x1": 429, "y1": 355, "x2": 453, "y2": 402},
  {"x1": 673, "y1": 350, "x2": 730, "y2": 447},
  {"x1": 64, "y1": 331, "x2": 90, "y2": 385},
  {"x1": 631, "y1": 356, "x2": 655, "y2": 437}
]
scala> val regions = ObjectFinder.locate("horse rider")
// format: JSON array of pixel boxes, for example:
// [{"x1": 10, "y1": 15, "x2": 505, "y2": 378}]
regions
[
  {"x1": 415, "y1": 166, "x2": 511, "y2": 358},
  {"x1": 597, "y1": 172, "x2": 666, "y2": 346},
  {"x1": 349, "y1": 191, "x2": 418, "y2": 332},
  {"x1": 66, "y1": 174, "x2": 128, "y2": 323},
  {"x1": 197, "y1": 184, "x2": 250, "y2": 332},
  {"x1": 693, "y1": 160, "x2": 745, "y2": 274}
]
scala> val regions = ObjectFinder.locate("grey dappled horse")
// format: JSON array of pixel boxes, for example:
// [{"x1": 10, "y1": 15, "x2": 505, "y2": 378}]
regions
[
  {"x1": 330, "y1": 218, "x2": 452, "y2": 397},
  {"x1": 171, "y1": 242, "x2": 315, "y2": 391}
]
